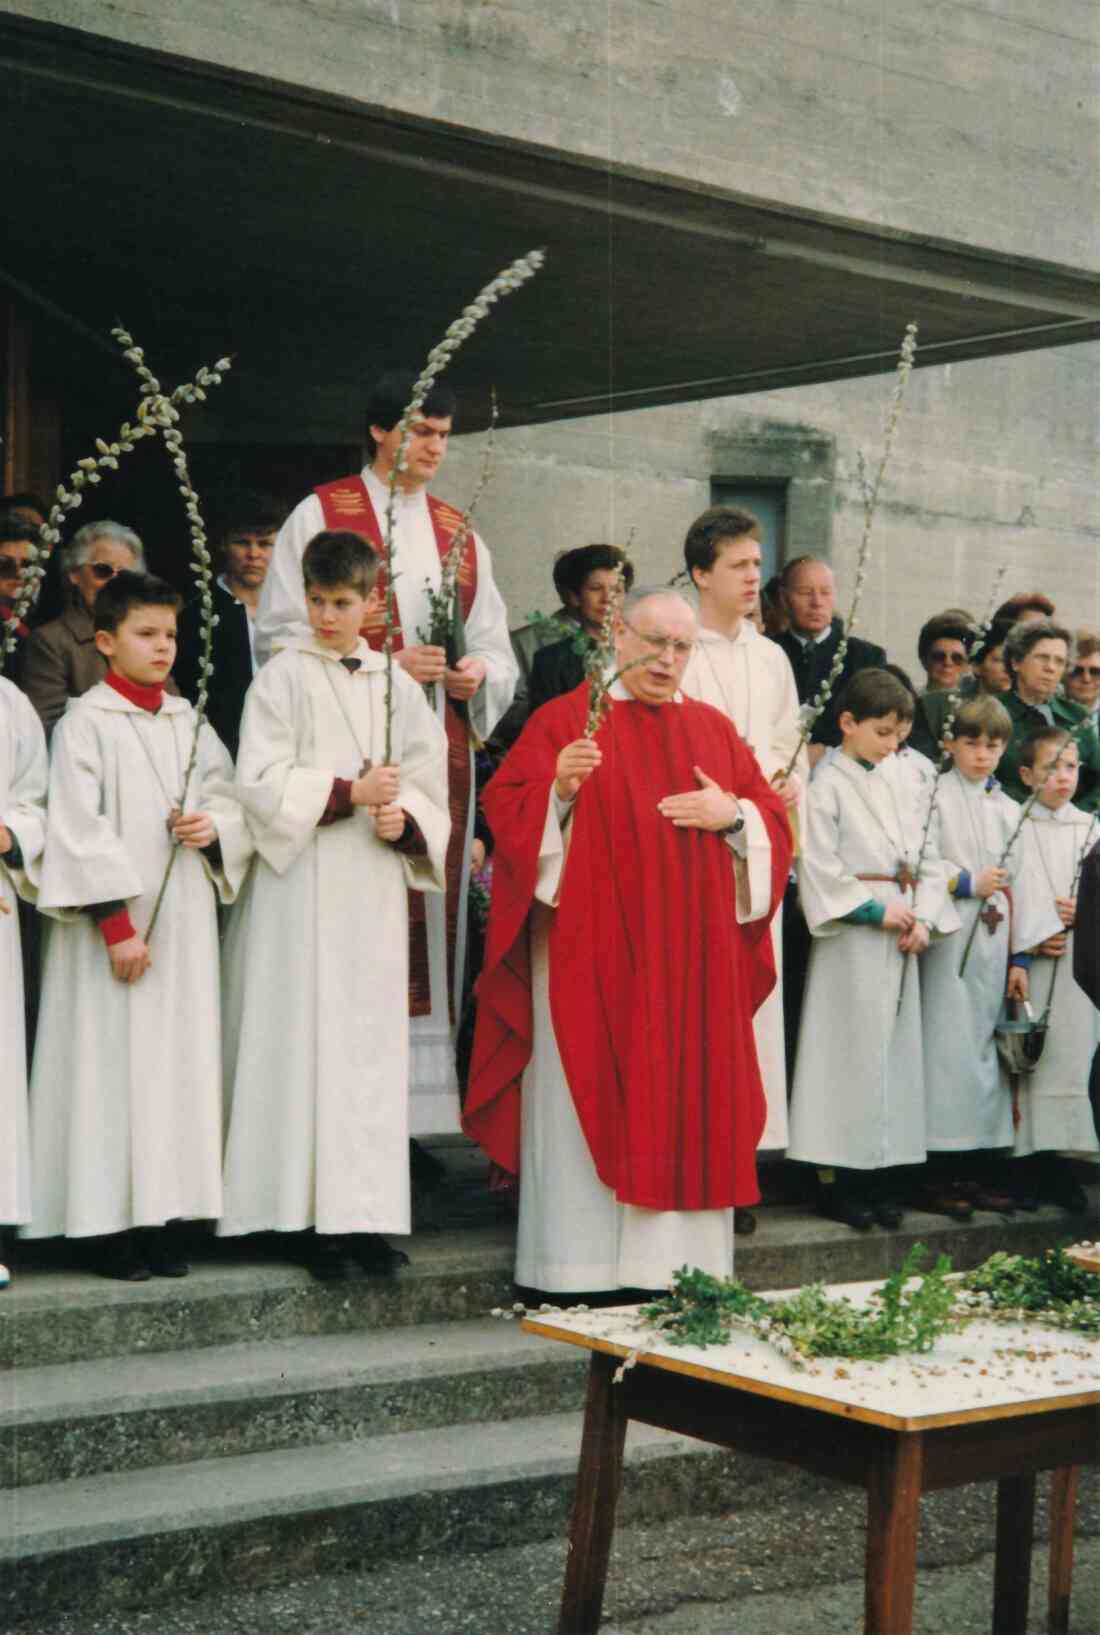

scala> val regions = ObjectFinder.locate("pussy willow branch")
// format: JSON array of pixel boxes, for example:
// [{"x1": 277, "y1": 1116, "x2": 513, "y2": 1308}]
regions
[
  {"x1": 382, "y1": 250, "x2": 545, "y2": 759},
  {"x1": 779, "y1": 322, "x2": 919, "y2": 782},
  {"x1": 108, "y1": 327, "x2": 231, "y2": 943}
]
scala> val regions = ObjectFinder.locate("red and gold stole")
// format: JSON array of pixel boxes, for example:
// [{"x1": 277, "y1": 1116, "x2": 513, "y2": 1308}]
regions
[{"x1": 315, "y1": 475, "x2": 478, "y2": 1020}]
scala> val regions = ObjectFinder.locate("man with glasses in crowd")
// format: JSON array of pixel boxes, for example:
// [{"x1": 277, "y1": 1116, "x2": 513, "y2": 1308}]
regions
[
  {"x1": 20, "y1": 521, "x2": 146, "y2": 735},
  {"x1": 465, "y1": 587, "x2": 791, "y2": 1298}
]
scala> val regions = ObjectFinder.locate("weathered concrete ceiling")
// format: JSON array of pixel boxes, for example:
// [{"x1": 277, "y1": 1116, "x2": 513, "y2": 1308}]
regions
[{"x1": 5, "y1": 15, "x2": 1100, "y2": 433}]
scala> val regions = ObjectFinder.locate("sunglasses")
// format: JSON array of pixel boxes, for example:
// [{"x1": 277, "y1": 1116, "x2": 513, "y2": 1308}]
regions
[
  {"x1": 928, "y1": 648, "x2": 967, "y2": 665},
  {"x1": 86, "y1": 562, "x2": 119, "y2": 583},
  {"x1": 0, "y1": 556, "x2": 28, "y2": 578},
  {"x1": 1071, "y1": 665, "x2": 1100, "y2": 680}
]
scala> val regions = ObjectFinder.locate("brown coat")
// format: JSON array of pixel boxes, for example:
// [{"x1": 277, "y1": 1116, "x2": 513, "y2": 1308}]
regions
[{"x1": 20, "y1": 601, "x2": 106, "y2": 734}]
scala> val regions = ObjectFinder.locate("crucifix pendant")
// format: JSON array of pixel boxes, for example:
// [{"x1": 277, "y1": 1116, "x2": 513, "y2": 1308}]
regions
[
  {"x1": 980, "y1": 900, "x2": 1005, "y2": 935},
  {"x1": 897, "y1": 861, "x2": 916, "y2": 893}
]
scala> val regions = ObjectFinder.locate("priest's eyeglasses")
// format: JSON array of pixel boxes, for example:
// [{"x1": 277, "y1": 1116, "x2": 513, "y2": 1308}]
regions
[{"x1": 623, "y1": 621, "x2": 695, "y2": 659}]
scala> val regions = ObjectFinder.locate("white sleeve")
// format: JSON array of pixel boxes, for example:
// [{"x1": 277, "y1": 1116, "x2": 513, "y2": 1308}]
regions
[
  {"x1": 38, "y1": 710, "x2": 144, "y2": 912},
  {"x1": 0, "y1": 683, "x2": 48, "y2": 901},
  {"x1": 233, "y1": 657, "x2": 333, "y2": 874},
  {"x1": 729, "y1": 800, "x2": 772, "y2": 924},
  {"x1": 465, "y1": 532, "x2": 518, "y2": 739},
  {"x1": 390, "y1": 668, "x2": 450, "y2": 894},
  {"x1": 254, "y1": 495, "x2": 323, "y2": 667}
]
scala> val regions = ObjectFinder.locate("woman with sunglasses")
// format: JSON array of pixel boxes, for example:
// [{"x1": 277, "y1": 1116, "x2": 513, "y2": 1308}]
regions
[
  {"x1": 1065, "y1": 632, "x2": 1100, "y2": 731},
  {"x1": 20, "y1": 521, "x2": 145, "y2": 736}
]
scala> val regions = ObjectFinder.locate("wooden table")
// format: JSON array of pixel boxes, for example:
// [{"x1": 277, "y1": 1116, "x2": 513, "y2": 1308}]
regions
[{"x1": 523, "y1": 1283, "x2": 1100, "y2": 1635}]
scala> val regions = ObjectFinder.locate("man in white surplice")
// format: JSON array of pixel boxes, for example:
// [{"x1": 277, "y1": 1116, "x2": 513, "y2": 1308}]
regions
[
  {"x1": 680, "y1": 506, "x2": 805, "y2": 1193},
  {"x1": 256, "y1": 372, "x2": 516, "y2": 1138}
]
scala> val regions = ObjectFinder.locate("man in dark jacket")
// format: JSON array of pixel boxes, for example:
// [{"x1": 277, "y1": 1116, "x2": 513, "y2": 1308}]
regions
[
  {"x1": 767, "y1": 555, "x2": 887, "y2": 762},
  {"x1": 174, "y1": 493, "x2": 279, "y2": 759}
]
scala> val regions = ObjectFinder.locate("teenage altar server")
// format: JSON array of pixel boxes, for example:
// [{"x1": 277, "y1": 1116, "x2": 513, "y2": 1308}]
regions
[
  {"x1": 681, "y1": 505, "x2": 804, "y2": 1176},
  {"x1": 23, "y1": 573, "x2": 251, "y2": 1279},
  {"x1": 0, "y1": 678, "x2": 47, "y2": 1264},
  {"x1": 256, "y1": 371, "x2": 516, "y2": 1139},
  {"x1": 220, "y1": 532, "x2": 450, "y2": 1281}
]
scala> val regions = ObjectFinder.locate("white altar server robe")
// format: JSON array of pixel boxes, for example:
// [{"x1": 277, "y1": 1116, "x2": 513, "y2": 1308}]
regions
[
  {"x1": 1010, "y1": 804, "x2": 1100, "y2": 1159},
  {"x1": 24, "y1": 685, "x2": 251, "y2": 1239},
  {"x1": 681, "y1": 622, "x2": 805, "y2": 1151},
  {"x1": 219, "y1": 639, "x2": 449, "y2": 1237},
  {"x1": 919, "y1": 772, "x2": 1044, "y2": 1151},
  {"x1": 787, "y1": 752, "x2": 959, "y2": 1170},
  {"x1": 0, "y1": 679, "x2": 47, "y2": 1224},
  {"x1": 257, "y1": 467, "x2": 516, "y2": 1134}
]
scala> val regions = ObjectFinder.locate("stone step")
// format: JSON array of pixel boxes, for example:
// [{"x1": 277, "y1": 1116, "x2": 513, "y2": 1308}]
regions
[
  {"x1": 1, "y1": 1410, "x2": 801, "y2": 1624},
  {"x1": 2, "y1": 1200, "x2": 1087, "y2": 1369},
  {"x1": 3, "y1": 1318, "x2": 588, "y2": 1489}
]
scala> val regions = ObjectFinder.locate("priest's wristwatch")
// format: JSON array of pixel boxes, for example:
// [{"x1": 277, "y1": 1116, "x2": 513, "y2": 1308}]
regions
[{"x1": 721, "y1": 797, "x2": 745, "y2": 837}]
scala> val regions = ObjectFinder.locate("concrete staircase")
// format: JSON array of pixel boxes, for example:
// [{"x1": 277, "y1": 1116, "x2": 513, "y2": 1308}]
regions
[{"x1": 2, "y1": 1141, "x2": 1093, "y2": 1626}]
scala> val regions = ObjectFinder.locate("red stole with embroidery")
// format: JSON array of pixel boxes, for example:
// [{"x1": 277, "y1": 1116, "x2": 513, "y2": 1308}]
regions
[{"x1": 315, "y1": 475, "x2": 477, "y2": 1022}]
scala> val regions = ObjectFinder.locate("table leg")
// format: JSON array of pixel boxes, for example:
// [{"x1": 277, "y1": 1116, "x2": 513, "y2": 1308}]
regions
[
  {"x1": 992, "y1": 1473, "x2": 1036, "y2": 1635},
  {"x1": 865, "y1": 1431, "x2": 923, "y2": 1635},
  {"x1": 1048, "y1": 1466, "x2": 1079, "y2": 1635},
  {"x1": 558, "y1": 1351, "x2": 629, "y2": 1635}
]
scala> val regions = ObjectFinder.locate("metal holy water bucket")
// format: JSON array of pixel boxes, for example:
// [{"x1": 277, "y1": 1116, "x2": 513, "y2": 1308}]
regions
[{"x1": 995, "y1": 999, "x2": 1048, "y2": 1076}]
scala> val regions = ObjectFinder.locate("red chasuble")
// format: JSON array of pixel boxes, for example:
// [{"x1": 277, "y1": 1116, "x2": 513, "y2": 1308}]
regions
[
  {"x1": 464, "y1": 684, "x2": 792, "y2": 1211},
  {"x1": 315, "y1": 475, "x2": 476, "y2": 1019}
]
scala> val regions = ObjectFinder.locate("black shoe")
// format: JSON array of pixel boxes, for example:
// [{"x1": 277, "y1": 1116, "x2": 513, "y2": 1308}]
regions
[
  {"x1": 821, "y1": 1188, "x2": 873, "y2": 1232},
  {"x1": 306, "y1": 1234, "x2": 357, "y2": 1283},
  {"x1": 871, "y1": 1200, "x2": 904, "y2": 1229},
  {"x1": 733, "y1": 1208, "x2": 757, "y2": 1236},
  {"x1": 88, "y1": 1231, "x2": 151, "y2": 1282},
  {"x1": 352, "y1": 1233, "x2": 410, "y2": 1276},
  {"x1": 145, "y1": 1227, "x2": 190, "y2": 1278}
]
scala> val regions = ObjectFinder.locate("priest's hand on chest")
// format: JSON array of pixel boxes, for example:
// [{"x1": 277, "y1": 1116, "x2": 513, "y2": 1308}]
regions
[
  {"x1": 555, "y1": 738, "x2": 602, "y2": 801},
  {"x1": 657, "y1": 766, "x2": 740, "y2": 831}
]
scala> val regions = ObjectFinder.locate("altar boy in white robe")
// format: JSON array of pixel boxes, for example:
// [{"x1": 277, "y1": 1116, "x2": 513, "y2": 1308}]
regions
[
  {"x1": 787, "y1": 669, "x2": 958, "y2": 1229},
  {"x1": 917, "y1": 694, "x2": 1048, "y2": 1215},
  {"x1": 1008, "y1": 725, "x2": 1100, "y2": 1210},
  {"x1": 24, "y1": 573, "x2": 251, "y2": 1280},
  {"x1": 0, "y1": 678, "x2": 47, "y2": 1282},
  {"x1": 680, "y1": 505, "x2": 805, "y2": 1228},
  {"x1": 220, "y1": 531, "x2": 449, "y2": 1282}
]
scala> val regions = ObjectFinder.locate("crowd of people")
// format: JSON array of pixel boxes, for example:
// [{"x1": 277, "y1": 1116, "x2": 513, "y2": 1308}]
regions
[{"x1": 1, "y1": 367, "x2": 1098, "y2": 1297}]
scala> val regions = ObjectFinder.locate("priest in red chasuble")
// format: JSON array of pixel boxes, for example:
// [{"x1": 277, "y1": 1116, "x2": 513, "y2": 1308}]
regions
[
  {"x1": 464, "y1": 588, "x2": 792, "y2": 1295},
  {"x1": 257, "y1": 372, "x2": 517, "y2": 1138}
]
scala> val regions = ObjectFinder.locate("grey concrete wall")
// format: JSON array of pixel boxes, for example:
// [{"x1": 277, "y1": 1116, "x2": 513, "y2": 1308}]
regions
[
  {"x1": 438, "y1": 340, "x2": 1100, "y2": 681},
  {"x1": 10, "y1": 0, "x2": 1100, "y2": 272}
]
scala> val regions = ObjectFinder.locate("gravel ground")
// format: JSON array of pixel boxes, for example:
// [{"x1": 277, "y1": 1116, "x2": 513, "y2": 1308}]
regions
[{"x1": 9, "y1": 1474, "x2": 1098, "y2": 1635}]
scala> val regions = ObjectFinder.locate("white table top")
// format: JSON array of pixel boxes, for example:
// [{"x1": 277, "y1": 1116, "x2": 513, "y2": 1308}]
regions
[{"x1": 522, "y1": 1279, "x2": 1100, "y2": 1431}]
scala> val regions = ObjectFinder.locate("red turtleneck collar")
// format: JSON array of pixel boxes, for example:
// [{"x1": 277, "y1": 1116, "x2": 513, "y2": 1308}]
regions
[{"x1": 104, "y1": 670, "x2": 165, "y2": 713}]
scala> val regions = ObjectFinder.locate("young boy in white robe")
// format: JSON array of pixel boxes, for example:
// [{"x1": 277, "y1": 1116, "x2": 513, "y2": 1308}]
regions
[
  {"x1": 917, "y1": 694, "x2": 1045, "y2": 1215},
  {"x1": 787, "y1": 668, "x2": 958, "y2": 1230},
  {"x1": 1007, "y1": 725, "x2": 1100, "y2": 1210},
  {"x1": 220, "y1": 530, "x2": 449, "y2": 1282},
  {"x1": 23, "y1": 572, "x2": 250, "y2": 1280},
  {"x1": 0, "y1": 678, "x2": 48, "y2": 1284}
]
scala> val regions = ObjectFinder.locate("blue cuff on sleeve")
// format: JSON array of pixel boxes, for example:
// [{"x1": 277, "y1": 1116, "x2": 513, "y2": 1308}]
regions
[
  {"x1": 1009, "y1": 953, "x2": 1033, "y2": 971},
  {"x1": 953, "y1": 869, "x2": 973, "y2": 899},
  {"x1": 842, "y1": 899, "x2": 887, "y2": 927}
]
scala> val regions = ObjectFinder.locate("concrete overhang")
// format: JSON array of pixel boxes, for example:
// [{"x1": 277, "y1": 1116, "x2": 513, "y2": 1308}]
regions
[{"x1": 6, "y1": 15, "x2": 1100, "y2": 432}]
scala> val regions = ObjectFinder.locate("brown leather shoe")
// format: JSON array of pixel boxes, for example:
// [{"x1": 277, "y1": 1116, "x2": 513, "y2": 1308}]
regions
[{"x1": 908, "y1": 1187, "x2": 974, "y2": 1221}]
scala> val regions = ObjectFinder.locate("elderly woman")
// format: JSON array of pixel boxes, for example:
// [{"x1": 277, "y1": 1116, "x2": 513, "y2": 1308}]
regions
[
  {"x1": 1066, "y1": 631, "x2": 1100, "y2": 732},
  {"x1": 996, "y1": 618, "x2": 1100, "y2": 810},
  {"x1": 20, "y1": 521, "x2": 145, "y2": 733}
]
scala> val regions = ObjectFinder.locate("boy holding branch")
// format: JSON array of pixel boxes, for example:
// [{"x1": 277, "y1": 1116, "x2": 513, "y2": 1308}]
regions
[
  {"x1": 1007, "y1": 725, "x2": 1100, "y2": 1207},
  {"x1": 24, "y1": 572, "x2": 250, "y2": 1279},
  {"x1": 787, "y1": 669, "x2": 958, "y2": 1229},
  {"x1": 219, "y1": 532, "x2": 449, "y2": 1281}
]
